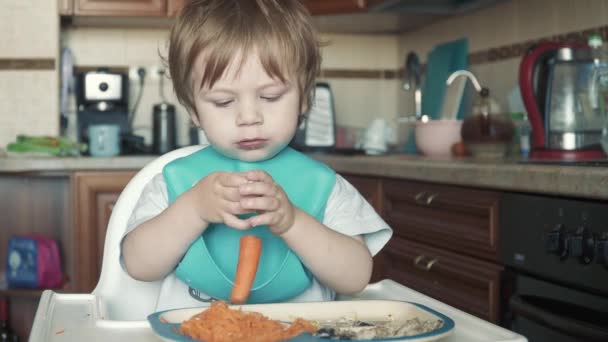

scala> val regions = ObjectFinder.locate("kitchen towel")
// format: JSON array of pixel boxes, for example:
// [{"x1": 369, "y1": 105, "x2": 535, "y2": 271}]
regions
[{"x1": 405, "y1": 38, "x2": 469, "y2": 153}]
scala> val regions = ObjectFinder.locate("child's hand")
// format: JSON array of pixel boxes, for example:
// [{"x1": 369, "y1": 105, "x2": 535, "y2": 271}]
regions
[
  {"x1": 238, "y1": 170, "x2": 296, "y2": 235},
  {"x1": 190, "y1": 171, "x2": 252, "y2": 230}
]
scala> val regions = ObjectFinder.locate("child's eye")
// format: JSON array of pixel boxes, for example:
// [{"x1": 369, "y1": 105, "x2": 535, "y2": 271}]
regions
[
  {"x1": 261, "y1": 95, "x2": 282, "y2": 102},
  {"x1": 214, "y1": 100, "x2": 234, "y2": 108}
]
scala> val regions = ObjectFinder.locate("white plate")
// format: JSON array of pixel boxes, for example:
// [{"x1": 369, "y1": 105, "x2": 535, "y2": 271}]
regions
[{"x1": 147, "y1": 299, "x2": 455, "y2": 341}]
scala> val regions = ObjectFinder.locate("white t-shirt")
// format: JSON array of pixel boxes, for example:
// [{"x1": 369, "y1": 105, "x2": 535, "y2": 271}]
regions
[{"x1": 123, "y1": 163, "x2": 392, "y2": 312}]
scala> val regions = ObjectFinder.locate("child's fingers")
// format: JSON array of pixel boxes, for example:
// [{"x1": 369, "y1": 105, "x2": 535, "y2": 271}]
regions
[
  {"x1": 240, "y1": 196, "x2": 279, "y2": 211},
  {"x1": 247, "y1": 212, "x2": 278, "y2": 228},
  {"x1": 224, "y1": 199, "x2": 253, "y2": 215},
  {"x1": 244, "y1": 170, "x2": 273, "y2": 183},
  {"x1": 223, "y1": 213, "x2": 251, "y2": 230},
  {"x1": 221, "y1": 186, "x2": 242, "y2": 202},
  {"x1": 239, "y1": 181, "x2": 275, "y2": 196},
  {"x1": 218, "y1": 172, "x2": 249, "y2": 187}
]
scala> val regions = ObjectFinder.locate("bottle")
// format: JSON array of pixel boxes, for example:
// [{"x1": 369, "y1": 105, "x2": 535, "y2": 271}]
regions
[
  {"x1": 519, "y1": 116, "x2": 531, "y2": 158},
  {"x1": 0, "y1": 298, "x2": 18, "y2": 342},
  {"x1": 589, "y1": 34, "x2": 608, "y2": 155}
]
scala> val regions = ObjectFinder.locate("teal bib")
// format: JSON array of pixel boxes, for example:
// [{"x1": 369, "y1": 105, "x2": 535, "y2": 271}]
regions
[{"x1": 163, "y1": 146, "x2": 336, "y2": 303}]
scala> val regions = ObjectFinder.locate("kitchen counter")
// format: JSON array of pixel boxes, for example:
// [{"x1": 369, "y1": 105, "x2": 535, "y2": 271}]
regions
[{"x1": 1, "y1": 152, "x2": 608, "y2": 200}]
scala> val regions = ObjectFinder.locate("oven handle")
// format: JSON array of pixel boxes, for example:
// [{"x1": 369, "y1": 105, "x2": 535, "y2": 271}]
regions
[{"x1": 510, "y1": 295, "x2": 608, "y2": 341}]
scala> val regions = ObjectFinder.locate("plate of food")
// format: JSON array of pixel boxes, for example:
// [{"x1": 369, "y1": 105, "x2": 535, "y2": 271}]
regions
[{"x1": 147, "y1": 299, "x2": 455, "y2": 342}]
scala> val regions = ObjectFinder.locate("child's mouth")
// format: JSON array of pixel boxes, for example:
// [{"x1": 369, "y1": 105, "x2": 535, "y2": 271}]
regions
[{"x1": 237, "y1": 139, "x2": 268, "y2": 150}]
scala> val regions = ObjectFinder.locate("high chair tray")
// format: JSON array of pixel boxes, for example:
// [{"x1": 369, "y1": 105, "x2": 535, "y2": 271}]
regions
[{"x1": 29, "y1": 279, "x2": 527, "y2": 342}]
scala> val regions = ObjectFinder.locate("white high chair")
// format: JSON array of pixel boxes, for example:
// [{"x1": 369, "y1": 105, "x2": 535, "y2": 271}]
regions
[{"x1": 92, "y1": 145, "x2": 204, "y2": 321}]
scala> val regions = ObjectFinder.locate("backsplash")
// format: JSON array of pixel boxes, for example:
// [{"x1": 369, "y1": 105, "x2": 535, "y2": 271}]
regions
[
  {"x1": 3, "y1": 0, "x2": 608, "y2": 152},
  {"x1": 62, "y1": 28, "x2": 401, "y2": 146},
  {"x1": 398, "y1": 0, "x2": 608, "y2": 115}
]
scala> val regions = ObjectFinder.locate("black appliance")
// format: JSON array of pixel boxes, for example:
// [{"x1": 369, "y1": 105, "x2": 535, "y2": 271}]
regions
[
  {"x1": 151, "y1": 68, "x2": 177, "y2": 155},
  {"x1": 76, "y1": 68, "x2": 130, "y2": 143},
  {"x1": 499, "y1": 192, "x2": 608, "y2": 341}
]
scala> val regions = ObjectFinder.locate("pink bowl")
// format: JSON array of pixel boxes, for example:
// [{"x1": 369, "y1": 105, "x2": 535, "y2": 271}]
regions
[{"x1": 414, "y1": 119, "x2": 463, "y2": 157}]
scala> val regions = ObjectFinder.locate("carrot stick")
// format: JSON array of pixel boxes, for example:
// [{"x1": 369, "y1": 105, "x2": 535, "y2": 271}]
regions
[{"x1": 230, "y1": 235, "x2": 262, "y2": 304}]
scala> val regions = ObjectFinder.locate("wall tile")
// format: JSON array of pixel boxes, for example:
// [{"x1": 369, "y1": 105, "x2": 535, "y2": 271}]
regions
[
  {"x1": 320, "y1": 34, "x2": 399, "y2": 69},
  {"x1": 62, "y1": 28, "x2": 127, "y2": 65},
  {"x1": 0, "y1": 71, "x2": 58, "y2": 149},
  {"x1": 0, "y1": 1, "x2": 58, "y2": 58}
]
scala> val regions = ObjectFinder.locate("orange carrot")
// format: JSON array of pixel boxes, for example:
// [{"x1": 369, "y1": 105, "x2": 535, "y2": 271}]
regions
[{"x1": 230, "y1": 235, "x2": 262, "y2": 304}]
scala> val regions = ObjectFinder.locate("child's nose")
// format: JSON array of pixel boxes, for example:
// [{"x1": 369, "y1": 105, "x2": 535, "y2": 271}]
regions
[{"x1": 235, "y1": 103, "x2": 263, "y2": 126}]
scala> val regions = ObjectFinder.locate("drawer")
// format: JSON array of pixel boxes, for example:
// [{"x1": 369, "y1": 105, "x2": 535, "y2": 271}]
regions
[
  {"x1": 376, "y1": 236, "x2": 503, "y2": 323},
  {"x1": 382, "y1": 179, "x2": 500, "y2": 261}
]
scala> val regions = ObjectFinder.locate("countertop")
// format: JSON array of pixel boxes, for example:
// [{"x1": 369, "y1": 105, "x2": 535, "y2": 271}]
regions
[{"x1": 1, "y1": 152, "x2": 608, "y2": 200}]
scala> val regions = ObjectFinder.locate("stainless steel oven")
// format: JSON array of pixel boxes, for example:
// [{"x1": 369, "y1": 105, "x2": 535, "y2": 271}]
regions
[{"x1": 499, "y1": 192, "x2": 608, "y2": 342}]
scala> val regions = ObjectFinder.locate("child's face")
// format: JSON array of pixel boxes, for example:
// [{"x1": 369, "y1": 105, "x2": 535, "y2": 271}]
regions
[{"x1": 191, "y1": 51, "x2": 302, "y2": 162}]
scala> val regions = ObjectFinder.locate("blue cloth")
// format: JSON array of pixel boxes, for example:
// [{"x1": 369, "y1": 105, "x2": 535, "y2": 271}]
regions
[
  {"x1": 405, "y1": 38, "x2": 469, "y2": 153},
  {"x1": 163, "y1": 146, "x2": 336, "y2": 303}
]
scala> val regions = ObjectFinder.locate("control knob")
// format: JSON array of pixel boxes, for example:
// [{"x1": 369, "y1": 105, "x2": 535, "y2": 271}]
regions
[
  {"x1": 544, "y1": 224, "x2": 569, "y2": 259},
  {"x1": 569, "y1": 226, "x2": 595, "y2": 264},
  {"x1": 596, "y1": 232, "x2": 608, "y2": 267}
]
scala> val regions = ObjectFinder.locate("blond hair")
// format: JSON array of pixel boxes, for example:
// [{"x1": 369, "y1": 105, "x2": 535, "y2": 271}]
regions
[{"x1": 167, "y1": 0, "x2": 321, "y2": 115}]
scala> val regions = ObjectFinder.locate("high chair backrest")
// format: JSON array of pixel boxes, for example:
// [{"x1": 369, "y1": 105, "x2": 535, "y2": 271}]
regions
[{"x1": 92, "y1": 145, "x2": 204, "y2": 321}]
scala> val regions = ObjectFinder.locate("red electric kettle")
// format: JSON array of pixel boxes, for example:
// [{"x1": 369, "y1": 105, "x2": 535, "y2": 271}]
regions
[{"x1": 519, "y1": 41, "x2": 606, "y2": 160}]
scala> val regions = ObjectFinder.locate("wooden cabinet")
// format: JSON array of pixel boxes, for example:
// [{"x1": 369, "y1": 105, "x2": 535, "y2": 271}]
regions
[
  {"x1": 72, "y1": 171, "x2": 136, "y2": 293},
  {"x1": 73, "y1": 0, "x2": 167, "y2": 17},
  {"x1": 380, "y1": 236, "x2": 503, "y2": 322},
  {"x1": 375, "y1": 179, "x2": 504, "y2": 322},
  {"x1": 382, "y1": 179, "x2": 500, "y2": 261},
  {"x1": 303, "y1": 0, "x2": 368, "y2": 15},
  {"x1": 342, "y1": 176, "x2": 504, "y2": 322}
]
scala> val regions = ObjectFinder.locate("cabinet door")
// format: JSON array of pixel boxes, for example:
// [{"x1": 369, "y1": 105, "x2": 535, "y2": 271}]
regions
[
  {"x1": 382, "y1": 179, "x2": 500, "y2": 261},
  {"x1": 302, "y1": 0, "x2": 367, "y2": 15},
  {"x1": 341, "y1": 174, "x2": 385, "y2": 282},
  {"x1": 168, "y1": 0, "x2": 190, "y2": 17},
  {"x1": 380, "y1": 236, "x2": 503, "y2": 322},
  {"x1": 72, "y1": 171, "x2": 136, "y2": 293},
  {"x1": 74, "y1": 0, "x2": 167, "y2": 16}
]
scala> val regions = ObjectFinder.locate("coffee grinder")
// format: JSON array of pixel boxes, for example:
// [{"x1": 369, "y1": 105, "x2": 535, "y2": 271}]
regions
[{"x1": 75, "y1": 68, "x2": 130, "y2": 148}]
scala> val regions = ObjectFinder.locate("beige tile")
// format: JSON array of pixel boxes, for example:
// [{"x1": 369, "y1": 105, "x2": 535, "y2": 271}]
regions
[
  {"x1": 472, "y1": 0, "x2": 518, "y2": 51},
  {"x1": 514, "y1": 0, "x2": 558, "y2": 41},
  {"x1": 0, "y1": 71, "x2": 59, "y2": 148},
  {"x1": 320, "y1": 34, "x2": 400, "y2": 69},
  {"x1": 125, "y1": 29, "x2": 171, "y2": 66},
  {"x1": 0, "y1": 5, "x2": 58, "y2": 58},
  {"x1": 63, "y1": 28, "x2": 127, "y2": 65},
  {"x1": 317, "y1": 78, "x2": 400, "y2": 128},
  {"x1": 553, "y1": 0, "x2": 608, "y2": 34}
]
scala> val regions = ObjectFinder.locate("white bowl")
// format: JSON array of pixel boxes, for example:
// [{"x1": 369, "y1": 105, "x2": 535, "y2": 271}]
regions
[{"x1": 414, "y1": 119, "x2": 463, "y2": 157}]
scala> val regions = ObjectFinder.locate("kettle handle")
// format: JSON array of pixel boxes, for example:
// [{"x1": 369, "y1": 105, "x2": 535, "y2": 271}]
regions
[
  {"x1": 519, "y1": 42, "x2": 562, "y2": 149},
  {"x1": 519, "y1": 41, "x2": 585, "y2": 150}
]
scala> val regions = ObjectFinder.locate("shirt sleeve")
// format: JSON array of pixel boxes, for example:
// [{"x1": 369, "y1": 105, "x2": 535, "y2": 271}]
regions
[
  {"x1": 124, "y1": 173, "x2": 170, "y2": 237},
  {"x1": 323, "y1": 174, "x2": 393, "y2": 256}
]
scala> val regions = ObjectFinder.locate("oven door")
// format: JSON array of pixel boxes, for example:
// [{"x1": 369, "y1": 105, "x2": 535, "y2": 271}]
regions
[{"x1": 503, "y1": 270, "x2": 608, "y2": 342}]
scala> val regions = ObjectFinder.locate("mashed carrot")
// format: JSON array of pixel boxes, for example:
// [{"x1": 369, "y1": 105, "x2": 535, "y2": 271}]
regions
[{"x1": 179, "y1": 301, "x2": 317, "y2": 342}]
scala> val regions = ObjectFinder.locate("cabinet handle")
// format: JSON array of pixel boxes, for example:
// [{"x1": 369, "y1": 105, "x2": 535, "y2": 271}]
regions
[
  {"x1": 414, "y1": 255, "x2": 438, "y2": 271},
  {"x1": 425, "y1": 258, "x2": 439, "y2": 271},
  {"x1": 426, "y1": 193, "x2": 438, "y2": 205},
  {"x1": 414, "y1": 192, "x2": 427, "y2": 205},
  {"x1": 413, "y1": 254, "x2": 427, "y2": 270}
]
